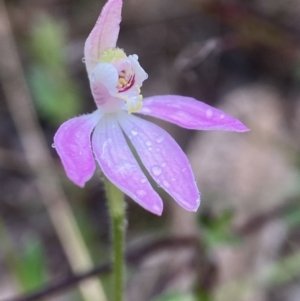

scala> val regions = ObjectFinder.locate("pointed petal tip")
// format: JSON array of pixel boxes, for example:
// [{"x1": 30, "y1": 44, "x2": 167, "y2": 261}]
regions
[
  {"x1": 63, "y1": 164, "x2": 94, "y2": 188},
  {"x1": 171, "y1": 190, "x2": 201, "y2": 212},
  {"x1": 126, "y1": 184, "x2": 164, "y2": 215},
  {"x1": 72, "y1": 179, "x2": 85, "y2": 188},
  {"x1": 234, "y1": 125, "x2": 250, "y2": 133},
  {"x1": 129, "y1": 189, "x2": 164, "y2": 215},
  {"x1": 84, "y1": 0, "x2": 123, "y2": 73},
  {"x1": 77, "y1": 183, "x2": 85, "y2": 188},
  {"x1": 71, "y1": 175, "x2": 89, "y2": 188},
  {"x1": 240, "y1": 127, "x2": 250, "y2": 133},
  {"x1": 184, "y1": 197, "x2": 201, "y2": 212},
  {"x1": 152, "y1": 203, "x2": 163, "y2": 216},
  {"x1": 243, "y1": 125, "x2": 250, "y2": 132},
  {"x1": 232, "y1": 120, "x2": 250, "y2": 132},
  {"x1": 192, "y1": 199, "x2": 201, "y2": 212}
]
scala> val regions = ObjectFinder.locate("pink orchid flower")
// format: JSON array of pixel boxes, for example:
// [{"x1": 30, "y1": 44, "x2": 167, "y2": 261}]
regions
[{"x1": 54, "y1": 0, "x2": 248, "y2": 215}]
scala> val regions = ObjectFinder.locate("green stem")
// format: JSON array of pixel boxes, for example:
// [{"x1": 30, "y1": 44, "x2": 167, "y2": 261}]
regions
[{"x1": 104, "y1": 177, "x2": 126, "y2": 301}]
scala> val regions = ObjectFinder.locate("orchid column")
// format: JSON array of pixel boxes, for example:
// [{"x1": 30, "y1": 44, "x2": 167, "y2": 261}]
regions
[{"x1": 53, "y1": 0, "x2": 248, "y2": 300}]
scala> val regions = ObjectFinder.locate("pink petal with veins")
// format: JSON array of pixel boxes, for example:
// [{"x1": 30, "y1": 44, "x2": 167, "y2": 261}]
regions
[
  {"x1": 139, "y1": 95, "x2": 249, "y2": 132},
  {"x1": 54, "y1": 111, "x2": 100, "y2": 187},
  {"x1": 92, "y1": 115, "x2": 163, "y2": 215},
  {"x1": 118, "y1": 113, "x2": 200, "y2": 212},
  {"x1": 84, "y1": 0, "x2": 123, "y2": 74}
]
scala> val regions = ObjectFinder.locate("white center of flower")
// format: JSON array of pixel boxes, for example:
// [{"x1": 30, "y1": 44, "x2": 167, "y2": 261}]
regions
[{"x1": 90, "y1": 48, "x2": 148, "y2": 114}]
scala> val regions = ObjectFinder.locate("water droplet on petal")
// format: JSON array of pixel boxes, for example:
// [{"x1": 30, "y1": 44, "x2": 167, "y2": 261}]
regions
[
  {"x1": 163, "y1": 180, "x2": 170, "y2": 188},
  {"x1": 148, "y1": 147, "x2": 152, "y2": 151},
  {"x1": 131, "y1": 129, "x2": 138, "y2": 136},
  {"x1": 51, "y1": 143, "x2": 55, "y2": 148},
  {"x1": 156, "y1": 136, "x2": 164, "y2": 143},
  {"x1": 161, "y1": 162, "x2": 166, "y2": 167},
  {"x1": 171, "y1": 178, "x2": 176, "y2": 182},
  {"x1": 137, "y1": 189, "x2": 146, "y2": 197},
  {"x1": 82, "y1": 57, "x2": 86, "y2": 63},
  {"x1": 206, "y1": 109, "x2": 213, "y2": 119},
  {"x1": 146, "y1": 140, "x2": 152, "y2": 146},
  {"x1": 220, "y1": 114, "x2": 225, "y2": 119},
  {"x1": 152, "y1": 165, "x2": 162, "y2": 176},
  {"x1": 140, "y1": 177, "x2": 147, "y2": 183}
]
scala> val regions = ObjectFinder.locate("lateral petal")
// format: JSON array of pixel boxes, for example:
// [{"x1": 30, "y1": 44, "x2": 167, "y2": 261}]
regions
[
  {"x1": 139, "y1": 95, "x2": 249, "y2": 132},
  {"x1": 54, "y1": 111, "x2": 100, "y2": 187},
  {"x1": 84, "y1": 0, "x2": 123, "y2": 74},
  {"x1": 118, "y1": 113, "x2": 200, "y2": 212},
  {"x1": 90, "y1": 63, "x2": 118, "y2": 96},
  {"x1": 89, "y1": 63, "x2": 120, "y2": 108},
  {"x1": 92, "y1": 115, "x2": 163, "y2": 215}
]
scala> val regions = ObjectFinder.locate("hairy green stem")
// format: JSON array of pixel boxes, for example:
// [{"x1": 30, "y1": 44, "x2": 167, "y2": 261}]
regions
[{"x1": 104, "y1": 177, "x2": 126, "y2": 301}]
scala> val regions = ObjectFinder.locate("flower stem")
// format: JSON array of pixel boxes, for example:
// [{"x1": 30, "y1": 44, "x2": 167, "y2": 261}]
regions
[{"x1": 104, "y1": 177, "x2": 126, "y2": 301}]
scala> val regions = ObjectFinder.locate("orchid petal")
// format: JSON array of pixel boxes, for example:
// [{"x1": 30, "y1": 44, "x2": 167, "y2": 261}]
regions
[
  {"x1": 54, "y1": 111, "x2": 100, "y2": 187},
  {"x1": 92, "y1": 115, "x2": 163, "y2": 215},
  {"x1": 139, "y1": 95, "x2": 249, "y2": 132},
  {"x1": 84, "y1": 0, "x2": 123, "y2": 74},
  {"x1": 90, "y1": 63, "x2": 118, "y2": 106},
  {"x1": 118, "y1": 113, "x2": 200, "y2": 211},
  {"x1": 91, "y1": 63, "x2": 118, "y2": 96},
  {"x1": 128, "y1": 55, "x2": 148, "y2": 86}
]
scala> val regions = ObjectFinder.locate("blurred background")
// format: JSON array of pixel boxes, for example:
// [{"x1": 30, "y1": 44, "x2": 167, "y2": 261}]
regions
[{"x1": 1, "y1": 0, "x2": 300, "y2": 300}]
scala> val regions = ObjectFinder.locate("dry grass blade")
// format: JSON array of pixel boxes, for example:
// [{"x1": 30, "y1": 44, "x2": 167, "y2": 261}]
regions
[{"x1": 0, "y1": 1, "x2": 107, "y2": 301}]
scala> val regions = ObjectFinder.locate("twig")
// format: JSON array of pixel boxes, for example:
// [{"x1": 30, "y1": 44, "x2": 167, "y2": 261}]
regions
[
  {"x1": 0, "y1": 2, "x2": 107, "y2": 301},
  {"x1": 234, "y1": 200, "x2": 298, "y2": 236},
  {"x1": 4, "y1": 237, "x2": 199, "y2": 301}
]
